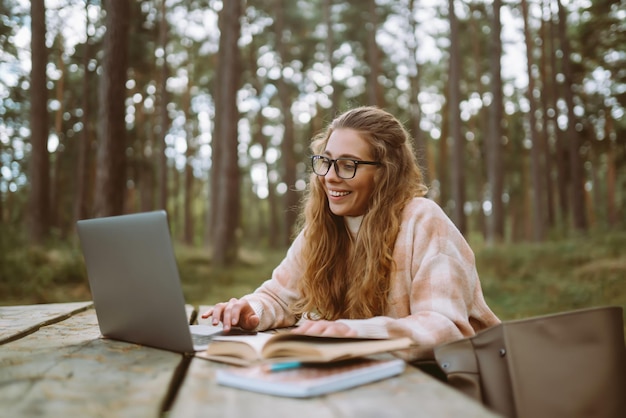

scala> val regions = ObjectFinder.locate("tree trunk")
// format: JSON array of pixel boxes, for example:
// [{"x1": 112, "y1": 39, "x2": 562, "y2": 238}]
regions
[
  {"x1": 324, "y1": 0, "x2": 340, "y2": 117},
  {"x1": 548, "y1": 6, "x2": 569, "y2": 224},
  {"x1": 436, "y1": 98, "x2": 449, "y2": 207},
  {"x1": 93, "y1": 0, "x2": 130, "y2": 218},
  {"x1": 158, "y1": 0, "x2": 169, "y2": 211},
  {"x1": 211, "y1": 0, "x2": 242, "y2": 265},
  {"x1": 522, "y1": 0, "x2": 546, "y2": 242},
  {"x1": 74, "y1": 0, "x2": 93, "y2": 223},
  {"x1": 539, "y1": 1, "x2": 556, "y2": 229},
  {"x1": 140, "y1": 108, "x2": 156, "y2": 213},
  {"x1": 588, "y1": 146, "x2": 599, "y2": 227},
  {"x1": 0, "y1": 138, "x2": 3, "y2": 223},
  {"x1": 365, "y1": 0, "x2": 383, "y2": 106},
  {"x1": 50, "y1": 45, "x2": 65, "y2": 233},
  {"x1": 407, "y1": 0, "x2": 429, "y2": 184},
  {"x1": 255, "y1": 109, "x2": 280, "y2": 248},
  {"x1": 556, "y1": 0, "x2": 587, "y2": 232},
  {"x1": 28, "y1": 0, "x2": 50, "y2": 243},
  {"x1": 448, "y1": 0, "x2": 466, "y2": 235},
  {"x1": 605, "y1": 111, "x2": 618, "y2": 226},
  {"x1": 183, "y1": 63, "x2": 195, "y2": 245},
  {"x1": 468, "y1": 3, "x2": 486, "y2": 239},
  {"x1": 275, "y1": 0, "x2": 298, "y2": 245},
  {"x1": 248, "y1": 44, "x2": 281, "y2": 248},
  {"x1": 486, "y1": 0, "x2": 505, "y2": 244}
]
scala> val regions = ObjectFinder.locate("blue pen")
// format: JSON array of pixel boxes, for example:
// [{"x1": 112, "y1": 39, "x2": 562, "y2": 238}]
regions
[{"x1": 265, "y1": 361, "x2": 302, "y2": 372}]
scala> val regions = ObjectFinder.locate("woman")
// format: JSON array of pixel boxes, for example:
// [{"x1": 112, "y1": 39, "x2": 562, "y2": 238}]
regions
[{"x1": 203, "y1": 106, "x2": 499, "y2": 359}]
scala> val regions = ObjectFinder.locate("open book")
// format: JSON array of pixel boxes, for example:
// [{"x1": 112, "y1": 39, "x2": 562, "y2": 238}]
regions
[
  {"x1": 196, "y1": 331, "x2": 413, "y2": 366},
  {"x1": 216, "y1": 357, "x2": 406, "y2": 398}
]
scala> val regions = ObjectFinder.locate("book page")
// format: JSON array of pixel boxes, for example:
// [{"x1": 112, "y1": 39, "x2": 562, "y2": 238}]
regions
[
  {"x1": 200, "y1": 332, "x2": 413, "y2": 365},
  {"x1": 204, "y1": 332, "x2": 275, "y2": 361},
  {"x1": 261, "y1": 334, "x2": 414, "y2": 362}
]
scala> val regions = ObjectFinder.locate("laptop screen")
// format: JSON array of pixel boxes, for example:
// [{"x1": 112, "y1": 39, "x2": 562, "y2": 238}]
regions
[{"x1": 77, "y1": 211, "x2": 195, "y2": 353}]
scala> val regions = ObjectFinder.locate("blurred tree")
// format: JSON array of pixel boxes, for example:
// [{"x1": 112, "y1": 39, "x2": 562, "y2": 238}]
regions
[
  {"x1": 274, "y1": 0, "x2": 298, "y2": 244},
  {"x1": 158, "y1": 0, "x2": 169, "y2": 212},
  {"x1": 467, "y1": 2, "x2": 487, "y2": 237},
  {"x1": 1, "y1": 0, "x2": 624, "y2": 251},
  {"x1": 406, "y1": 0, "x2": 430, "y2": 184},
  {"x1": 576, "y1": 0, "x2": 625, "y2": 227},
  {"x1": 126, "y1": 0, "x2": 161, "y2": 216},
  {"x1": 242, "y1": 21, "x2": 281, "y2": 247},
  {"x1": 447, "y1": 0, "x2": 466, "y2": 235},
  {"x1": 50, "y1": 34, "x2": 66, "y2": 235},
  {"x1": 539, "y1": 1, "x2": 556, "y2": 229},
  {"x1": 73, "y1": 0, "x2": 95, "y2": 225},
  {"x1": 522, "y1": 0, "x2": 546, "y2": 242},
  {"x1": 547, "y1": 4, "x2": 569, "y2": 224},
  {"x1": 323, "y1": 0, "x2": 340, "y2": 118},
  {"x1": 93, "y1": 0, "x2": 130, "y2": 217},
  {"x1": 486, "y1": 0, "x2": 505, "y2": 244},
  {"x1": 556, "y1": 0, "x2": 587, "y2": 232},
  {"x1": 182, "y1": 48, "x2": 197, "y2": 246},
  {"x1": 28, "y1": 0, "x2": 50, "y2": 243},
  {"x1": 274, "y1": 0, "x2": 299, "y2": 245},
  {"x1": 211, "y1": 0, "x2": 243, "y2": 265},
  {"x1": 365, "y1": 0, "x2": 383, "y2": 106}
]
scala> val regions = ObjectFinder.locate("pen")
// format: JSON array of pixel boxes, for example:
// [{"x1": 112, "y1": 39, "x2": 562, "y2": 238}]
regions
[{"x1": 264, "y1": 361, "x2": 302, "y2": 372}]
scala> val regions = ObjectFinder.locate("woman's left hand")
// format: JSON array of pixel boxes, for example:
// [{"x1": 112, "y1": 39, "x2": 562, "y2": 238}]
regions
[{"x1": 291, "y1": 319, "x2": 358, "y2": 338}]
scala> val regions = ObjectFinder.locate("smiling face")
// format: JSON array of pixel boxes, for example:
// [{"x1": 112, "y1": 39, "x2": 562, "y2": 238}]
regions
[{"x1": 318, "y1": 128, "x2": 378, "y2": 217}]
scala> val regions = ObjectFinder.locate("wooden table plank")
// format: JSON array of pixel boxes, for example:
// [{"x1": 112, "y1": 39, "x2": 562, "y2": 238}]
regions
[
  {"x1": 0, "y1": 307, "x2": 184, "y2": 417},
  {"x1": 171, "y1": 353, "x2": 498, "y2": 417},
  {"x1": 0, "y1": 301, "x2": 93, "y2": 345}
]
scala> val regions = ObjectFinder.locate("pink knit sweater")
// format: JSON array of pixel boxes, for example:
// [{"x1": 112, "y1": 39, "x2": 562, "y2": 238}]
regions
[{"x1": 243, "y1": 197, "x2": 500, "y2": 359}]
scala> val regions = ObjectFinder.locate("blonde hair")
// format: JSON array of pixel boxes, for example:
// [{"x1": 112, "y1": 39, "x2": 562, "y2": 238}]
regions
[{"x1": 291, "y1": 106, "x2": 428, "y2": 320}]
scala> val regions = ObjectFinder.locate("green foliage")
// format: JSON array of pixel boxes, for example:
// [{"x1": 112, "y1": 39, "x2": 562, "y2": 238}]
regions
[
  {"x1": 176, "y1": 245, "x2": 287, "y2": 306},
  {"x1": 0, "y1": 232, "x2": 90, "y2": 304},
  {"x1": 2, "y1": 231, "x2": 624, "y2": 337},
  {"x1": 477, "y1": 230, "x2": 626, "y2": 325}
]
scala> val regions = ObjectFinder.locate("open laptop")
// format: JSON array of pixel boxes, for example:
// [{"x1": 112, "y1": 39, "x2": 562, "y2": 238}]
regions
[{"x1": 77, "y1": 210, "x2": 226, "y2": 354}]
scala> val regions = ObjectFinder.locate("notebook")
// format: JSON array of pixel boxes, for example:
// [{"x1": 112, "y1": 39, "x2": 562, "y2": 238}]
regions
[
  {"x1": 77, "y1": 210, "x2": 224, "y2": 354},
  {"x1": 215, "y1": 357, "x2": 406, "y2": 398}
]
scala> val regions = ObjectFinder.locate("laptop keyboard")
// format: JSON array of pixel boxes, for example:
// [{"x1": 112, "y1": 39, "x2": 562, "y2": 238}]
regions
[
  {"x1": 191, "y1": 332, "x2": 219, "y2": 346},
  {"x1": 190, "y1": 325, "x2": 259, "y2": 349}
]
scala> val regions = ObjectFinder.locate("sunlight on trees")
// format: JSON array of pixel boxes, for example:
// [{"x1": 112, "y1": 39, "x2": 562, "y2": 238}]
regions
[{"x1": 0, "y1": 0, "x2": 623, "y2": 249}]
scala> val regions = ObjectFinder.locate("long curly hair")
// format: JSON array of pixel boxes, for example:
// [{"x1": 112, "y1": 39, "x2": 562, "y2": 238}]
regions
[{"x1": 291, "y1": 106, "x2": 428, "y2": 320}]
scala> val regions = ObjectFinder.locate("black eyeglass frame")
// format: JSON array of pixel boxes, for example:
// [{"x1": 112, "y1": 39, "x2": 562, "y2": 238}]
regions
[{"x1": 311, "y1": 155, "x2": 381, "y2": 179}]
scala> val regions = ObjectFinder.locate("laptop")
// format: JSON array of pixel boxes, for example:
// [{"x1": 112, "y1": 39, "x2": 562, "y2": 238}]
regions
[{"x1": 77, "y1": 210, "x2": 225, "y2": 354}]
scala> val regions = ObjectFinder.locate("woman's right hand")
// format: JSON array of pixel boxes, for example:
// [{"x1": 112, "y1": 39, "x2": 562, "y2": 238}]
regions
[{"x1": 201, "y1": 298, "x2": 260, "y2": 332}]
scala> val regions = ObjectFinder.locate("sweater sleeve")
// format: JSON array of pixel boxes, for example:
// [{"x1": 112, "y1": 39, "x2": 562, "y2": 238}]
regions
[
  {"x1": 337, "y1": 198, "x2": 500, "y2": 359},
  {"x1": 241, "y1": 231, "x2": 307, "y2": 330}
]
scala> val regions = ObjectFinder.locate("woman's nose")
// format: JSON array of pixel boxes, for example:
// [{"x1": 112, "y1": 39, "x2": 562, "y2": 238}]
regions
[{"x1": 325, "y1": 162, "x2": 342, "y2": 181}]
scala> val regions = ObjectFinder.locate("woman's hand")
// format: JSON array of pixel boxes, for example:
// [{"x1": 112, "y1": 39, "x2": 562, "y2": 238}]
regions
[
  {"x1": 291, "y1": 319, "x2": 358, "y2": 338},
  {"x1": 201, "y1": 298, "x2": 259, "y2": 332}
]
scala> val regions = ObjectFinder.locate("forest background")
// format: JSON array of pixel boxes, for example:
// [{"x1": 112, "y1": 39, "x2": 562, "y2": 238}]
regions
[{"x1": 0, "y1": 0, "x2": 624, "y2": 324}]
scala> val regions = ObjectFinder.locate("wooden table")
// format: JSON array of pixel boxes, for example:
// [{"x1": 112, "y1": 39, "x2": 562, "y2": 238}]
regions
[{"x1": 0, "y1": 302, "x2": 499, "y2": 417}]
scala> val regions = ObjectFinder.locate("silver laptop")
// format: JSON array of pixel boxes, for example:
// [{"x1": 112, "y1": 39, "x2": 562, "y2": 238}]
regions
[{"x1": 77, "y1": 210, "x2": 223, "y2": 354}]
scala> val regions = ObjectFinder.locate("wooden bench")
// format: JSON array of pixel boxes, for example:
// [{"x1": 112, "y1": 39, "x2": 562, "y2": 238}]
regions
[{"x1": 0, "y1": 302, "x2": 499, "y2": 417}]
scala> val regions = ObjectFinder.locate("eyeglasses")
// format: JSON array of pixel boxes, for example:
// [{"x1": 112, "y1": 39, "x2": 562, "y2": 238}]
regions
[{"x1": 311, "y1": 155, "x2": 380, "y2": 179}]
